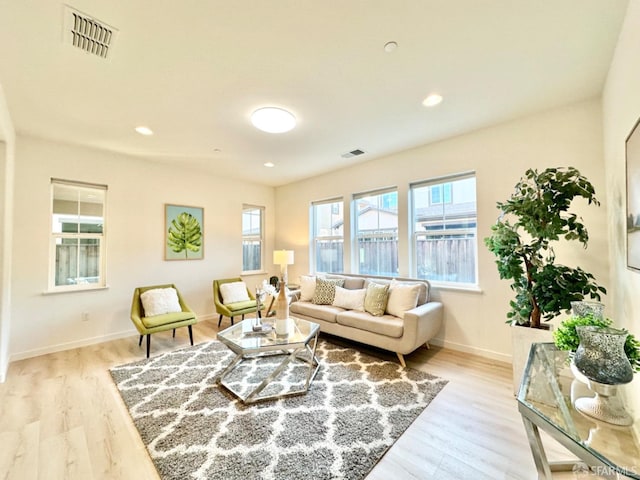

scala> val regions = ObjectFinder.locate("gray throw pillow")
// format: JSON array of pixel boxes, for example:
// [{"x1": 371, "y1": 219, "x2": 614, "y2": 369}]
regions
[
  {"x1": 363, "y1": 282, "x2": 390, "y2": 316},
  {"x1": 312, "y1": 278, "x2": 345, "y2": 305}
]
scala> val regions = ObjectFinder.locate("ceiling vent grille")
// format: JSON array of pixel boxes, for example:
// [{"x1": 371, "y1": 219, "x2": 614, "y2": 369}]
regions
[
  {"x1": 63, "y1": 5, "x2": 118, "y2": 59},
  {"x1": 341, "y1": 149, "x2": 365, "y2": 159}
]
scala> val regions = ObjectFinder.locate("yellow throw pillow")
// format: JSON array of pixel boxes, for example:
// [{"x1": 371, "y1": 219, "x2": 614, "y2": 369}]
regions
[{"x1": 363, "y1": 282, "x2": 390, "y2": 316}]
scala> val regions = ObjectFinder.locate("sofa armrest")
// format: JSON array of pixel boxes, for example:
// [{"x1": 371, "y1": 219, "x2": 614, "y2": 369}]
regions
[{"x1": 402, "y1": 301, "x2": 444, "y2": 346}]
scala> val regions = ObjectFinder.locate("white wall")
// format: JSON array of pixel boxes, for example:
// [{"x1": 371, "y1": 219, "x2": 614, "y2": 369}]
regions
[
  {"x1": 10, "y1": 136, "x2": 276, "y2": 359},
  {"x1": 276, "y1": 99, "x2": 610, "y2": 362},
  {"x1": 602, "y1": 0, "x2": 640, "y2": 433},
  {"x1": 0, "y1": 83, "x2": 16, "y2": 382}
]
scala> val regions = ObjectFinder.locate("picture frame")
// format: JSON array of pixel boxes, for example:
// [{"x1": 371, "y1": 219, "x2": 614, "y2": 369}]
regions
[
  {"x1": 165, "y1": 204, "x2": 204, "y2": 260},
  {"x1": 626, "y1": 117, "x2": 640, "y2": 271}
]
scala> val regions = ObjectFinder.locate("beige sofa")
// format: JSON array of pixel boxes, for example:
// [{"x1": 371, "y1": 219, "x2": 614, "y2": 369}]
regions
[{"x1": 289, "y1": 274, "x2": 443, "y2": 367}]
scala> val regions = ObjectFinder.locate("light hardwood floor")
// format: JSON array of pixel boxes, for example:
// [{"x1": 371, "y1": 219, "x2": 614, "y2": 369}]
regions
[{"x1": 0, "y1": 320, "x2": 586, "y2": 480}]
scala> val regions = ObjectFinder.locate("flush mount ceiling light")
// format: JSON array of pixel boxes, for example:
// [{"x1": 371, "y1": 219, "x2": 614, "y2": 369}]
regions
[
  {"x1": 251, "y1": 107, "x2": 296, "y2": 133},
  {"x1": 384, "y1": 41, "x2": 398, "y2": 53},
  {"x1": 422, "y1": 94, "x2": 443, "y2": 107},
  {"x1": 135, "y1": 126, "x2": 153, "y2": 135}
]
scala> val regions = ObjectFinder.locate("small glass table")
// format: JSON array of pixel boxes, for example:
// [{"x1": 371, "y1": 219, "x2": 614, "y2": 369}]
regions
[
  {"x1": 215, "y1": 317, "x2": 320, "y2": 403},
  {"x1": 518, "y1": 343, "x2": 640, "y2": 479}
]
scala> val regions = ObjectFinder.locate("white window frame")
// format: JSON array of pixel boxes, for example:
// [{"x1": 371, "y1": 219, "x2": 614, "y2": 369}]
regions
[
  {"x1": 353, "y1": 187, "x2": 399, "y2": 277},
  {"x1": 410, "y1": 172, "x2": 478, "y2": 286},
  {"x1": 49, "y1": 178, "x2": 107, "y2": 292},
  {"x1": 242, "y1": 204, "x2": 264, "y2": 274},
  {"x1": 311, "y1": 198, "x2": 344, "y2": 273}
]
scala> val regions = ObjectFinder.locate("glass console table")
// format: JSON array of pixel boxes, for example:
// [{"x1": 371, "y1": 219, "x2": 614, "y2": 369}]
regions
[{"x1": 518, "y1": 343, "x2": 639, "y2": 479}]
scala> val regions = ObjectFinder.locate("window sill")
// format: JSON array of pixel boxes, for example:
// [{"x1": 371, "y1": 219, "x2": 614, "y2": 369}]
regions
[
  {"x1": 43, "y1": 285, "x2": 110, "y2": 295},
  {"x1": 430, "y1": 282, "x2": 482, "y2": 293},
  {"x1": 241, "y1": 271, "x2": 268, "y2": 277}
]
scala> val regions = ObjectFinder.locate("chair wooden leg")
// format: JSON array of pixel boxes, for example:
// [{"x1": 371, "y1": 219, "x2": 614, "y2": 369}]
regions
[
  {"x1": 146, "y1": 335, "x2": 151, "y2": 358},
  {"x1": 188, "y1": 325, "x2": 193, "y2": 345},
  {"x1": 218, "y1": 315, "x2": 223, "y2": 327},
  {"x1": 138, "y1": 335, "x2": 143, "y2": 346}
]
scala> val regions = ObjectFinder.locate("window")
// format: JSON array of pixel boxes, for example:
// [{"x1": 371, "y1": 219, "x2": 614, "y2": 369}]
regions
[
  {"x1": 411, "y1": 173, "x2": 477, "y2": 285},
  {"x1": 354, "y1": 188, "x2": 398, "y2": 276},
  {"x1": 311, "y1": 199, "x2": 344, "y2": 273},
  {"x1": 430, "y1": 183, "x2": 452, "y2": 205},
  {"x1": 50, "y1": 179, "x2": 107, "y2": 291},
  {"x1": 242, "y1": 205, "x2": 264, "y2": 272}
]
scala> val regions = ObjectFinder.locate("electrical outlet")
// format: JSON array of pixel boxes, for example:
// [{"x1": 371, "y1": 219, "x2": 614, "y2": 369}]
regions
[{"x1": 81, "y1": 312, "x2": 90, "y2": 321}]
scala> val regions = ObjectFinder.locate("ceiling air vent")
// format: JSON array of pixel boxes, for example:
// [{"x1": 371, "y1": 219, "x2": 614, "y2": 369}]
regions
[
  {"x1": 341, "y1": 149, "x2": 365, "y2": 159},
  {"x1": 63, "y1": 5, "x2": 118, "y2": 59}
]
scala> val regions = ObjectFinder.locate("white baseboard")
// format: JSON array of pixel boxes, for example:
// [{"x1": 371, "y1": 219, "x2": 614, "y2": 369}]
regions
[
  {"x1": 9, "y1": 329, "x2": 138, "y2": 362},
  {"x1": 8, "y1": 315, "x2": 218, "y2": 363},
  {"x1": 429, "y1": 337, "x2": 511, "y2": 364}
]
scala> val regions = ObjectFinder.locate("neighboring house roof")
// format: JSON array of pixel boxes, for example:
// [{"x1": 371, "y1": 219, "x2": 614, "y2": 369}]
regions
[{"x1": 415, "y1": 202, "x2": 477, "y2": 222}]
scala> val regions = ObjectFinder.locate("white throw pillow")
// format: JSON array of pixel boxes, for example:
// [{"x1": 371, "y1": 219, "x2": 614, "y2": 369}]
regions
[
  {"x1": 332, "y1": 286, "x2": 366, "y2": 311},
  {"x1": 219, "y1": 281, "x2": 250, "y2": 304},
  {"x1": 140, "y1": 287, "x2": 182, "y2": 317},
  {"x1": 299, "y1": 275, "x2": 317, "y2": 302},
  {"x1": 386, "y1": 281, "x2": 420, "y2": 318}
]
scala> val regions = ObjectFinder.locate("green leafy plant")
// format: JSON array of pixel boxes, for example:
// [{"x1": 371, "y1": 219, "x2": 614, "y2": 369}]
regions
[
  {"x1": 484, "y1": 167, "x2": 606, "y2": 328},
  {"x1": 553, "y1": 315, "x2": 640, "y2": 373},
  {"x1": 167, "y1": 212, "x2": 202, "y2": 259}
]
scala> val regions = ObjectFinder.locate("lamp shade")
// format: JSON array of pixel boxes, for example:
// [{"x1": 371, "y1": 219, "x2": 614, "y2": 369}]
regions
[{"x1": 273, "y1": 250, "x2": 294, "y2": 266}]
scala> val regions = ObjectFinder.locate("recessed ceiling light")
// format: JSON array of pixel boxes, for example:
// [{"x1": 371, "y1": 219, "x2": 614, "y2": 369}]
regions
[
  {"x1": 422, "y1": 94, "x2": 443, "y2": 107},
  {"x1": 251, "y1": 107, "x2": 296, "y2": 133},
  {"x1": 135, "y1": 126, "x2": 153, "y2": 135},
  {"x1": 264, "y1": 162, "x2": 275, "y2": 168},
  {"x1": 384, "y1": 41, "x2": 398, "y2": 53}
]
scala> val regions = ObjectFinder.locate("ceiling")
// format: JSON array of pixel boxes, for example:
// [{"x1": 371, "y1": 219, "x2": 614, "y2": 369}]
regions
[{"x1": 0, "y1": 1, "x2": 629, "y2": 186}]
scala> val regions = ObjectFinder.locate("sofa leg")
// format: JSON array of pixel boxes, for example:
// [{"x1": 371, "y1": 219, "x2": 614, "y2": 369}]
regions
[
  {"x1": 424, "y1": 342, "x2": 430, "y2": 349},
  {"x1": 396, "y1": 352, "x2": 406, "y2": 368},
  {"x1": 188, "y1": 325, "x2": 193, "y2": 345},
  {"x1": 146, "y1": 335, "x2": 151, "y2": 358}
]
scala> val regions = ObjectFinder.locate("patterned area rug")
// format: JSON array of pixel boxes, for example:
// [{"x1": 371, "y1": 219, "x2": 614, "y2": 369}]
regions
[{"x1": 110, "y1": 338, "x2": 447, "y2": 480}]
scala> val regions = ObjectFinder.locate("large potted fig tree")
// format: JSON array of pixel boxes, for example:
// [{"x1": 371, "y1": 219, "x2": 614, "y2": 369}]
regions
[{"x1": 484, "y1": 167, "x2": 606, "y2": 392}]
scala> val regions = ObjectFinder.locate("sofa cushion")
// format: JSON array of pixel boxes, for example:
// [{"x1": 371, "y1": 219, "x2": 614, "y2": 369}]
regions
[
  {"x1": 326, "y1": 274, "x2": 366, "y2": 290},
  {"x1": 332, "y1": 286, "x2": 366, "y2": 311},
  {"x1": 290, "y1": 301, "x2": 343, "y2": 323},
  {"x1": 299, "y1": 275, "x2": 316, "y2": 301},
  {"x1": 140, "y1": 287, "x2": 182, "y2": 317},
  {"x1": 312, "y1": 278, "x2": 345, "y2": 305},
  {"x1": 363, "y1": 282, "x2": 390, "y2": 316},
  {"x1": 336, "y1": 310, "x2": 404, "y2": 338},
  {"x1": 365, "y1": 278, "x2": 430, "y2": 306},
  {"x1": 386, "y1": 280, "x2": 421, "y2": 318},
  {"x1": 219, "y1": 281, "x2": 250, "y2": 304}
]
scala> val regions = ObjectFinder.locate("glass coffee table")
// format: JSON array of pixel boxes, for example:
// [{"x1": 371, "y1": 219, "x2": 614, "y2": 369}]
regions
[
  {"x1": 518, "y1": 343, "x2": 640, "y2": 479},
  {"x1": 215, "y1": 317, "x2": 320, "y2": 404}
]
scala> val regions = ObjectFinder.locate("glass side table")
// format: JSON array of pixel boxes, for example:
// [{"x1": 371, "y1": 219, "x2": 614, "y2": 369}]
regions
[{"x1": 518, "y1": 343, "x2": 639, "y2": 479}]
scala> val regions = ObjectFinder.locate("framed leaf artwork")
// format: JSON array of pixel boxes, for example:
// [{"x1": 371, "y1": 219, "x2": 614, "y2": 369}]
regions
[
  {"x1": 627, "y1": 118, "x2": 640, "y2": 271},
  {"x1": 165, "y1": 204, "x2": 204, "y2": 260}
]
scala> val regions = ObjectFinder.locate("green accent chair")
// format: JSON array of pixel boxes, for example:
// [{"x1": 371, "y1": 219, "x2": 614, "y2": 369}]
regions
[
  {"x1": 130, "y1": 284, "x2": 197, "y2": 358},
  {"x1": 213, "y1": 278, "x2": 264, "y2": 327}
]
